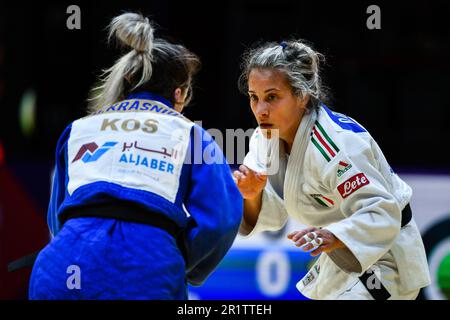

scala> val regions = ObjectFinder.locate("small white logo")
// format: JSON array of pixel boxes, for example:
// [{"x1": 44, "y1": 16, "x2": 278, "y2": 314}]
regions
[
  {"x1": 66, "y1": 5, "x2": 81, "y2": 30},
  {"x1": 365, "y1": 265, "x2": 382, "y2": 290},
  {"x1": 366, "y1": 5, "x2": 381, "y2": 30},
  {"x1": 66, "y1": 265, "x2": 81, "y2": 290}
]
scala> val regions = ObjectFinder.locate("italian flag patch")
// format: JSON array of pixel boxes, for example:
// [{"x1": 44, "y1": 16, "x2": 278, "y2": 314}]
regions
[
  {"x1": 311, "y1": 122, "x2": 340, "y2": 162},
  {"x1": 310, "y1": 194, "x2": 334, "y2": 207},
  {"x1": 337, "y1": 161, "x2": 352, "y2": 177}
]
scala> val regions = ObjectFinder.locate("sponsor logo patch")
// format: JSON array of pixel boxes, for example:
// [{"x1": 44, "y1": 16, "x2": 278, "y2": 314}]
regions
[
  {"x1": 337, "y1": 173, "x2": 370, "y2": 198},
  {"x1": 337, "y1": 161, "x2": 352, "y2": 177},
  {"x1": 302, "y1": 271, "x2": 316, "y2": 287},
  {"x1": 72, "y1": 141, "x2": 117, "y2": 163},
  {"x1": 118, "y1": 141, "x2": 177, "y2": 174},
  {"x1": 302, "y1": 264, "x2": 321, "y2": 287}
]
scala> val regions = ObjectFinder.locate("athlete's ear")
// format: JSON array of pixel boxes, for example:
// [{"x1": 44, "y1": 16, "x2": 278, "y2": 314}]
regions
[
  {"x1": 299, "y1": 94, "x2": 310, "y2": 109},
  {"x1": 174, "y1": 88, "x2": 183, "y2": 104},
  {"x1": 173, "y1": 87, "x2": 187, "y2": 113}
]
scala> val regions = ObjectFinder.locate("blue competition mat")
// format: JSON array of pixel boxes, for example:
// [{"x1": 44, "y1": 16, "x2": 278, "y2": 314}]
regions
[{"x1": 188, "y1": 248, "x2": 315, "y2": 300}]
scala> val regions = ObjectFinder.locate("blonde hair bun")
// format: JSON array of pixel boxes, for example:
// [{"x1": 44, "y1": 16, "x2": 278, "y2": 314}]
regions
[{"x1": 109, "y1": 12, "x2": 154, "y2": 54}]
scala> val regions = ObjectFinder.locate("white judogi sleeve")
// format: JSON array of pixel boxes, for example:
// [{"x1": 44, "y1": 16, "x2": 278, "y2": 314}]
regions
[
  {"x1": 323, "y1": 138, "x2": 403, "y2": 274},
  {"x1": 239, "y1": 128, "x2": 288, "y2": 237},
  {"x1": 239, "y1": 181, "x2": 289, "y2": 237}
]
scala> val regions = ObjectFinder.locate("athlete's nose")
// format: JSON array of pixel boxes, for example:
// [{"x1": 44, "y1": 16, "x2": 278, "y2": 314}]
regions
[{"x1": 255, "y1": 101, "x2": 270, "y2": 118}]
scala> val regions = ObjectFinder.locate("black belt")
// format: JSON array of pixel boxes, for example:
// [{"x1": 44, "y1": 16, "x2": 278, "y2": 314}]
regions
[
  {"x1": 401, "y1": 203, "x2": 412, "y2": 228},
  {"x1": 60, "y1": 202, "x2": 182, "y2": 239},
  {"x1": 8, "y1": 202, "x2": 182, "y2": 272},
  {"x1": 359, "y1": 203, "x2": 413, "y2": 300}
]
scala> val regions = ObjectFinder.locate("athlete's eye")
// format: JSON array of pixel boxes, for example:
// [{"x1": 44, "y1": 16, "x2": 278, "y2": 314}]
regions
[
  {"x1": 267, "y1": 94, "x2": 277, "y2": 101},
  {"x1": 249, "y1": 94, "x2": 258, "y2": 102}
]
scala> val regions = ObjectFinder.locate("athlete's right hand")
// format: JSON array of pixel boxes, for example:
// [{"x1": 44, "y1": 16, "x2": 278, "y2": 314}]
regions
[{"x1": 233, "y1": 165, "x2": 267, "y2": 200}]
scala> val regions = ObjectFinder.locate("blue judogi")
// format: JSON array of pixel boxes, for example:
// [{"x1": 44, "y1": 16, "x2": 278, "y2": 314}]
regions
[{"x1": 29, "y1": 92, "x2": 243, "y2": 299}]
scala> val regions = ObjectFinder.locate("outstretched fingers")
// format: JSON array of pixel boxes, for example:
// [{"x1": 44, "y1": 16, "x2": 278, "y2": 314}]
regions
[{"x1": 288, "y1": 227, "x2": 318, "y2": 242}]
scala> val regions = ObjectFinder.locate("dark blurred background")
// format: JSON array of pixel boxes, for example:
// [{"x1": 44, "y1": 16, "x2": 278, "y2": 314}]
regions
[
  {"x1": 1, "y1": 0, "x2": 450, "y2": 167},
  {"x1": 0, "y1": 0, "x2": 449, "y2": 299}
]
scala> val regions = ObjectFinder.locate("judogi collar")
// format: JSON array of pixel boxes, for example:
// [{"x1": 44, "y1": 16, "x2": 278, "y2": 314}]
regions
[{"x1": 126, "y1": 91, "x2": 174, "y2": 109}]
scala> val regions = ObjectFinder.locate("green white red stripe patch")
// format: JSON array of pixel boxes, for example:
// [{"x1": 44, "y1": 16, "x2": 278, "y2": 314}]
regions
[
  {"x1": 311, "y1": 122, "x2": 340, "y2": 162},
  {"x1": 310, "y1": 194, "x2": 335, "y2": 207}
]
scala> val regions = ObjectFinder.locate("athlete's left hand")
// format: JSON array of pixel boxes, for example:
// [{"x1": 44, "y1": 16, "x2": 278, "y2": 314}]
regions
[{"x1": 287, "y1": 227, "x2": 346, "y2": 257}]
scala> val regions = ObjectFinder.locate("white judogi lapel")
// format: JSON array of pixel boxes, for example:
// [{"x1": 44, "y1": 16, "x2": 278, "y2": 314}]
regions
[{"x1": 283, "y1": 109, "x2": 317, "y2": 219}]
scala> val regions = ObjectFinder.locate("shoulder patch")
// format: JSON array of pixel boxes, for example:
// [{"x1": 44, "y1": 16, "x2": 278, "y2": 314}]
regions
[
  {"x1": 322, "y1": 105, "x2": 367, "y2": 133},
  {"x1": 310, "y1": 121, "x2": 340, "y2": 162}
]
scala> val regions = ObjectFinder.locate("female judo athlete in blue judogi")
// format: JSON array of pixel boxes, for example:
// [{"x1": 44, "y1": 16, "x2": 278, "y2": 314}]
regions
[{"x1": 28, "y1": 12, "x2": 243, "y2": 299}]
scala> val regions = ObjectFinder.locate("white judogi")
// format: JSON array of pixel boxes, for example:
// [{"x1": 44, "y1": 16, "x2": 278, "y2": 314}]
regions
[{"x1": 240, "y1": 104, "x2": 431, "y2": 300}]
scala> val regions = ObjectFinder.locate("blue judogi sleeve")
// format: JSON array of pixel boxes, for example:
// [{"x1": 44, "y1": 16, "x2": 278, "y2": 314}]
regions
[
  {"x1": 181, "y1": 125, "x2": 243, "y2": 285},
  {"x1": 47, "y1": 124, "x2": 72, "y2": 237}
]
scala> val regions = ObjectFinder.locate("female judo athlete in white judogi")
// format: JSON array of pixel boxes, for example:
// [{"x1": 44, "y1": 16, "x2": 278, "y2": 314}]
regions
[
  {"x1": 28, "y1": 13, "x2": 243, "y2": 299},
  {"x1": 233, "y1": 40, "x2": 431, "y2": 300}
]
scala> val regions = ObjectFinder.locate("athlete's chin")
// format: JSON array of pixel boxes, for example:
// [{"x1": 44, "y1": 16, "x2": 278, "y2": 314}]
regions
[{"x1": 259, "y1": 127, "x2": 278, "y2": 139}]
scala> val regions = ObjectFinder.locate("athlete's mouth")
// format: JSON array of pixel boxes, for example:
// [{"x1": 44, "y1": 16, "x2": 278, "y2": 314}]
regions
[{"x1": 259, "y1": 123, "x2": 274, "y2": 129}]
